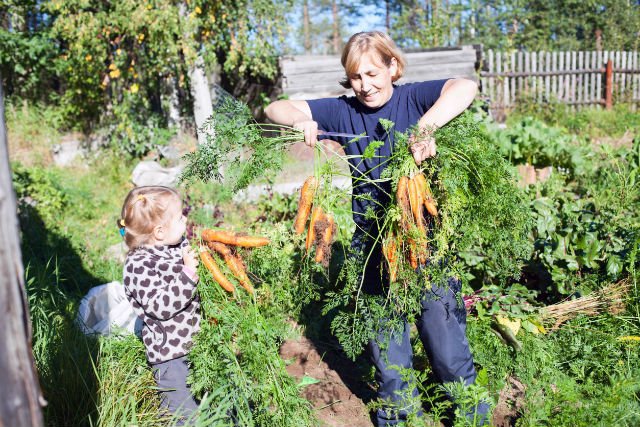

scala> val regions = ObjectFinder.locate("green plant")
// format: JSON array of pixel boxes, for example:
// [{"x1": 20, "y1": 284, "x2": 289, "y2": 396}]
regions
[
  {"x1": 511, "y1": 101, "x2": 640, "y2": 141},
  {"x1": 189, "y1": 226, "x2": 317, "y2": 426},
  {"x1": 490, "y1": 115, "x2": 593, "y2": 177},
  {"x1": 94, "y1": 335, "x2": 170, "y2": 427},
  {"x1": 180, "y1": 98, "x2": 305, "y2": 194},
  {"x1": 485, "y1": 115, "x2": 640, "y2": 296},
  {"x1": 24, "y1": 257, "x2": 101, "y2": 426},
  {"x1": 440, "y1": 376, "x2": 492, "y2": 427},
  {"x1": 525, "y1": 142, "x2": 639, "y2": 296},
  {"x1": 108, "y1": 107, "x2": 174, "y2": 157},
  {"x1": 12, "y1": 163, "x2": 67, "y2": 225}
]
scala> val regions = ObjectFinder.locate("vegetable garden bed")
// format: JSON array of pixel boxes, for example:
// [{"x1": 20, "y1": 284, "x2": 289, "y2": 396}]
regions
[{"x1": 9, "y1": 102, "x2": 640, "y2": 426}]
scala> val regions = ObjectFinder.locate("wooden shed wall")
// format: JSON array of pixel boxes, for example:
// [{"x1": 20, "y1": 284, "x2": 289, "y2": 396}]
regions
[{"x1": 280, "y1": 46, "x2": 479, "y2": 100}]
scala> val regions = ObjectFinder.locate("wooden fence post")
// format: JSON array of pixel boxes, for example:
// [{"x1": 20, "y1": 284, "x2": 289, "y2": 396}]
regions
[
  {"x1": 605, "y1": 59, "x2": 613, "y2": 109},
  {"x1": 0, "y1": 75, "x2": 45, "y2": 426}
]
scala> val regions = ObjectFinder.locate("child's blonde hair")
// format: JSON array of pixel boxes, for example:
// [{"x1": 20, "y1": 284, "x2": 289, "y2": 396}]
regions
[
  {"x1": 119, "y1": 186, "x2": 181, "y2": 249},
  {"x1": 340, "y1": 31, "x2": 406, "y2": 89}
]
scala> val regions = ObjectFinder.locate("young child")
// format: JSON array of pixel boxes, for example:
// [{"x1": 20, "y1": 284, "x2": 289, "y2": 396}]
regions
[{"x1": 119, "y1": 185, "x2": 200, "y2": 422}]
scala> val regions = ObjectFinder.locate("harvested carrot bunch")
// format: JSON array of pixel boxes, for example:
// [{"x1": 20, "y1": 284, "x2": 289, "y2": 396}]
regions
[
  {"x1": 383, "y1": 172, "x2": 438, "y2": 282},
  {"x1": 293, "y1": 176, "x2": 337, "y2": 267},
  {"x1": 208, "y1": 242, "x2": 255, "y2": 294},
  {"x1": 199, "y1": 228, "x2": 268, "y2": 294}
]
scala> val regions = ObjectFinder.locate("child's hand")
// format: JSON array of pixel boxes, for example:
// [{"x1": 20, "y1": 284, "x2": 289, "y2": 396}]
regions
[{"x1": 183, "y1": 246, "x2": 199, "y2": 271}]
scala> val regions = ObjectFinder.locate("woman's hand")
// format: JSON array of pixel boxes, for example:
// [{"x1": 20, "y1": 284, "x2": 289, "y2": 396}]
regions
[
  {"x1": 265, "y1": 99, "x2": 318, "y2": 147},
  {"x1": 409, "y1": 132, "x2": 436, "y2": 165},
  {"x1": 182, "y1": 246, "x2": 199, "y2": 271},
  {"x1": 293, "y1": 120, "x2": 319, "y2": 148}
]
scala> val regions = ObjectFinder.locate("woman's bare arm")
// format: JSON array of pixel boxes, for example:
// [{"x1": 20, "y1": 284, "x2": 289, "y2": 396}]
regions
[
  {"x1": 411, "y1": 78, "x2": 478, "y2": 164},
  {"x1": 265, "y1": 99, "x2": 319, "y2": 146}
]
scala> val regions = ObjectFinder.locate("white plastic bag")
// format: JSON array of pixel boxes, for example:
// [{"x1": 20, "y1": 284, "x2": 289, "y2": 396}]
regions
[
  {"x1": 77, "y1": 281, "x2": 141, "y2": 336},
  {"x1": 131, "y1": 160, "x2": 182, "y2": 187}
]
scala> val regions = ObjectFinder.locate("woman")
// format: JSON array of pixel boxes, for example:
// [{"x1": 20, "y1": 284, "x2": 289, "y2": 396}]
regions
[{"x1": 266, "y1": 31, "x2": 488, "y2": 426}]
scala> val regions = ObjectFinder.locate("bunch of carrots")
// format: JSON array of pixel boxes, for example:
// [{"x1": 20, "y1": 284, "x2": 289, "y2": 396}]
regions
[
  {"x1": 198, "y1": 229, "x2": 270, "y2": 294},
  {"x1": 383, "y1": 172, "x2": 439, "y2": 283},
  {"x1": 293, "y1": 176, "x2": 336, "y2": 267}
]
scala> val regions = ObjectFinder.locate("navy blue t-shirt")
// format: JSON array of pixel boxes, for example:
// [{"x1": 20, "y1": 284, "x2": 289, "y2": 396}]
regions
[{"x1": 308, "y1": 79, "x2": 448, "y2": 232}]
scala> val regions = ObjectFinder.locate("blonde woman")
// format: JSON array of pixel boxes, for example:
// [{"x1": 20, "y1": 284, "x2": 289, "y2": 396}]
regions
[{"x1": 266, "y1": 32, "x2": 488, "y2": 426}]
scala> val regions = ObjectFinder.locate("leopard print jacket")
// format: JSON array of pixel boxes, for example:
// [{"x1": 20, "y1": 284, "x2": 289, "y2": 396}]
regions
[{"x1": 123, "y1": 238, "x2": 201, "y2": 364}]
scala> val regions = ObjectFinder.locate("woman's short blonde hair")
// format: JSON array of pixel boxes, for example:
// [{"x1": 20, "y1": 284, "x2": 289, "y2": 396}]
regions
[
  {"x1": 340, "y1": 31, "x2": 406, "y2": 89},
  {"x1": 119, "y1": 186, "x2": 181, "y2": 249}
]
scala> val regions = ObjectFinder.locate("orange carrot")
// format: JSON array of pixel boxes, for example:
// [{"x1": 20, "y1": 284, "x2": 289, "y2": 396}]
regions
[
  {"x1": 207, "y1": 242, "x2": 254, "y2": 294},
  {"x1": 408, "y1": 175, "x2": 426, "y2": 236},
  {"x1": 306, "y1": 207, "x2": 324, "y2": 252},
  {"x1": 293, "y1": 176, "x2": 318, "y2": 235},
  {"x1": 414, "y1": 173, "x2": 438, "y2": 217},
  {"x1": 407, "y1": 238, "x2": 419, "y2": 269},
  {"x1": 208, "y1": 241, "x2": 232, "y2": 256},
  {"x1": 199, "y1": 249, "x2": 235, "y2": 293},
  {"x1": 314, "y1": 213, "x2": 335, "y2": 266},
  {"x1": 202, "y1": 229, "x2": 270, "y2": 247},
  {"x1": 396, "y1": 176, "x2": 412, "y2": 231},
  {"x1": 226, "y1": 254, "x2": 254, "y2": 294},
  {"x1": 383, "y1": 230, "x2": 399, "y2": 283}
]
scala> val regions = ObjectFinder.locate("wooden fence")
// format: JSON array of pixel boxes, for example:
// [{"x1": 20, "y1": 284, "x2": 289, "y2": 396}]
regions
[{"x1": 480, "y1": 50, "x2": 640, "y2": 114}]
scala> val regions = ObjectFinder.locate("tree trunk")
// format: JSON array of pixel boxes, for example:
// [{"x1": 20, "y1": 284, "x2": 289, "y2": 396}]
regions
[
  {"x1": 385, "y1": 0, "x2": 391, "y2": 33},
  {"x1": 458, "y1": 1, "x2": 463, "y2": 44},
  {"x1": 0, "y1": 77, "x2": 45, "y2": 426},
  {"x1": 469, "y1": 2, "x2": 476, "y2": 39},
  {"x1": 303, "y1": 0, "x2": 311, "y2": 53},
  {"x1": 432, "y1": 0, "x2": 438, "y2": 45},
  {"x1": 163, "y1": 76, "x2": 182, "y2": 128},
  {"x1": 332, "y1": 0, "x2": 340, "y2": 54},
  {"x1": 187, "y1": 56, "x2": 213, "y2": 145},
  {"x1": 179, "y1": 3, "x2": 213, "y2": 145}
]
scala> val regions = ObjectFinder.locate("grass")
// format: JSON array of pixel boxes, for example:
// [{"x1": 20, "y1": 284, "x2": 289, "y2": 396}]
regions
[
  {"x1": 5, "y1": 99, "x2": 67, "y2": 166},
  {"x1": 93, "y1": 335, "x2": 168, "y2": 427}
]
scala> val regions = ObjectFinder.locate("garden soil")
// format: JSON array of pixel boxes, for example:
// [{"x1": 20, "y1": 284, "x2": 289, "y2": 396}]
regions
[
  {"x1": 280, "y1": 331, "x2": 521, "y2": 427},
  {"x1": 280, "y1": 335, "x2": 374, "y2": 427}
]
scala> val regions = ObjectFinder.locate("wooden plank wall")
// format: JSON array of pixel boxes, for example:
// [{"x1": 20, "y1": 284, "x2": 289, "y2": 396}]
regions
[
  {"x1": 481, "y1": 50, "x2": 640, "y2": 113},
  {"x1": 280, "y1": 46, "x2": 478, "y2": 100}
]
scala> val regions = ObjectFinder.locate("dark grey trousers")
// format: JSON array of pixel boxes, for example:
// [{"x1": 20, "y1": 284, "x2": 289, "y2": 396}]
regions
[
  {"x1": 152, "y1": 355, "x2": 199, "y2": 423},
  {"x1": 368, "y1": 278, "x2": 489, "y2": 426},
  {"x1": 352, "y1": 232, "x2": 489, "y2": 426}
]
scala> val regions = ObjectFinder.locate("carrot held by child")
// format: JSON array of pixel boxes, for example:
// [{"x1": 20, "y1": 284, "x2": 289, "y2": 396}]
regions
[
  {"x1": 201, "y1": 229, "x2": 270, "y2": 247},
  {"x1": 199, "y1": 247, "x2": 236, "y2": 293},
  {"x1": 207, "y1": 242, "x2": 254, "y2": 294}
]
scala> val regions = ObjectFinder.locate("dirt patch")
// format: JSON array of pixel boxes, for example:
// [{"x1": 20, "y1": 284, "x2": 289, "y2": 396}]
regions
[
  {"x1": 280, "y1": 336, "x2": 374, "y2": 427},
  {"x1": 492, "y1": 375, "x2": 527, "y2": 427}
]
